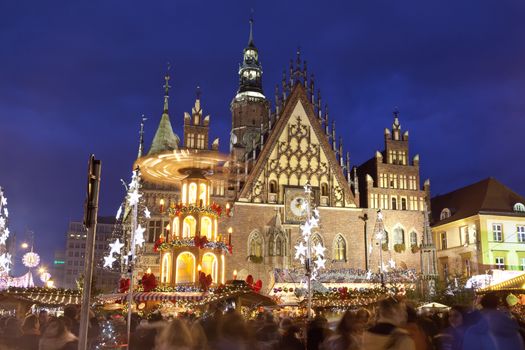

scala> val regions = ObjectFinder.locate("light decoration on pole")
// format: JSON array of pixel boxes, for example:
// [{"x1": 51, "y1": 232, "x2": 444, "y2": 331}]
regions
[
  {"x1": 22, "y1": 251, "x2": 40, "y2": 268},
  {"x1": 0, "y1": 187, "x2": 12, "y2": 277},
  {"x1": 293, "y1": 183, "x2": 323, "y2": 320},
  {"x1": 40, "y1": 272, "x2": 51, "y2": 283}
]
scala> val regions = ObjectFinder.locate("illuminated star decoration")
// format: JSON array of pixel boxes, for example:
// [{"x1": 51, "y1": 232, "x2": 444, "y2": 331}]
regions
[
  {"x1": 144, "y1": 207, "x2": 151, "y2": 219},
  {"x1": 366, "y1": 270, "x2": 372, "y2": 280},
  {"x1": 3, "y1": 208, "x2": 7, "y2": 218},
  {"x1": 127, "y1": 191, "x2": 142, "y2": 206},
  {"x1": 115, "y1": 205, "x2": 122, "y2": 220},
  {"x1": 388, "y1": 258, "x2": 396, "y2": 269},
  {"x1": 293, "y1": 183, "x2": 324, "y2": 281},
  {"x1": 0, "y1": 253, "x2": 12, "y2": 274},
  {"x1": 103, "y1": 255, "x2": 116, "y2": 268},
  {"x1": 134, "y1": 225, "x2": 146, "y2": 246},
  {"x1": 109, "y1": 239, "x2": 124, "y2": 255},
  {"x1": 0, "y1": 235, "x2": 6, "y2": 245},
  {"x1": 1, "y1": 195, "x2": 6, "y2": 206},
  {"x1": 0, "y1": 217, "x2": 5, "y2": 229}
]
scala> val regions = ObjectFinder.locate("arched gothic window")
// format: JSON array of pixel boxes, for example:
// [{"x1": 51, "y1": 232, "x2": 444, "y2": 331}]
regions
[
  {"x1": 410, "y1": 231, "x2": 418, "y2": 246},
  {"x1": 269, "y1": 180, "x2": 277, "y2": 194},
  {"x1": 321, "y1": 183, "x2": 329, "y2": 197},
  {"x1": 275, "y1": 235, "x2": 284, "y2": 256},
  {"x1": 394, "y1": 227, "x2": 405, "y2": 245},
  {"x1": 311, "y1": 233, "x2": 324, "y2": 250},
  {"x1": 333, "y1": 234, "x2": 346, "y2": 261},
  {"x1": 391, "y1": 197, "x2": 397, "y2": 210},
  {"x1": 401, "y1": 198, "x2": 407, "y2": 210},
  {"x1": 249, "y1": 231, "x2": 263, "y2": 257}
]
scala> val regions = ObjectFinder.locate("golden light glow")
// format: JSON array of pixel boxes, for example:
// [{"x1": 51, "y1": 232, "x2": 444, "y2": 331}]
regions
[
  {"x1": 146, "y1": 268, "x2": 151, "y2": 274},
  {"x1": 161, "y1": 253, "x2": 171, "y2": 284},
  {"x1": 226, "y1": 203, "x2": 230, "y2": 209},
  {"x1": 175, "y1": 252, "x2": 195, "y2": 283},
  {"x1": 228, "y1": 227, "x2": 233, "y2": 234},
  {"x1": 197, "y1": 264, "x2": 202, "y2": 272},
  {"x1": 21, "y1": 242, "x2": 29, "y2": 249},
  {"x1": 46, "y1": 280, "x2": 55, "y2": 288},
  {"x1": 202, "y1": 253, "x2": 218, "y2": 283},
  {"x1": 221, "y1": 255, "x2": 225, "y2": 284},
  {"x1": 138, "y1": 302, "x2": 146, "y2": 310},
  {"x1": 159, "y1": 198, "x2": 165, "y2": 206},
  {"x1": 38, "y1": 267, "x2": 46, "y2": 274},
  {"x1": 233, "y1": 269, "x2": 238, "y2": 280}
]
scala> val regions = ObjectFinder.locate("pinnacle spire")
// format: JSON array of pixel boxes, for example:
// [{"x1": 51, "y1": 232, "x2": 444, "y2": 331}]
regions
[
  {"x1": 248, "y1": 15, "x2": 255, "y2": 47},
  {"x1": 163, "y1": 64, "x2": 171, "y2": 112}
]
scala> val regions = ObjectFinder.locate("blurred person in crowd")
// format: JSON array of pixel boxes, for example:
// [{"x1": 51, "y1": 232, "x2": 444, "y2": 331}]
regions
[
  {"x1": 215, "y1": 311, "x2": 253, "y2": 350},
  {"x1": 155, "y1": 318, "x2": 193, "y2": 350},
  {"x1": 200, "y1": 308, "x2": 223, "y2": 346},
  {"x1": 39, "y1": 318, "x2": 78, "y2": 350},
  {"x1": 255, "y1": 312, "x2": 279, "y2": 350},
  {"x1": 190, "y1": 321, "x2": 209, "y2": 350},
  {"x1": 462, "y1": 293, "x2": 524, "y2": 350},
  {"x1": 62, "y1": 305, "x2": 79, "y2": 337},
  {"x1": 0, "y1": 317, "x2": 22, "y2": 349},
  {"x1": 278, "y1": 318, "x2": 303, "y2": 350},
  {"x1": 321, "y1": 310, "x2": 360, "y2": 350},
  {"x1": 433, "y1": 305, "x2": 468, "y2": 350},
  {"x1": 38, "y1": 310, "x2": 49, "y2": 335},
  {"x1": 403, "y1": 305, "x2": 431, "y2": 350},
  {"x1": 19, "y1": 314, "x2": 41, "y2": 350},
  {"x1": 130, "y1": 311, "x2": 164, "y2": 350},
  {"x1": 307, "y1": 315, "x2": 332, "y2": 350},
  {"x1": 362, "y1": 297, "x2": 416, "y2": 350}
]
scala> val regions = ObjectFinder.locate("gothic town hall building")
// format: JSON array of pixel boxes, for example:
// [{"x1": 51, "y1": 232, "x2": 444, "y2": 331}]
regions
[{"x1": 135, "y1": 22, "x2": 437, "y2": 291}]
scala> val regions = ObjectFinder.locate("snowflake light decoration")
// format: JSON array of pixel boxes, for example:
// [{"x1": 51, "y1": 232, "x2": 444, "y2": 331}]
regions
[{"x1": 22, "y1": 251, "x2": 40, "y2": 268}]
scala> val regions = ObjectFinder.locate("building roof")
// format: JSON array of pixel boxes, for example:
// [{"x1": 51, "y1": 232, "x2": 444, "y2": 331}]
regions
[
  {"x1": 431, "y1": 177, "x2": 525, "y2": 225},
  {"x1": 148, "y1": 112, "x2": 180, "y2": 156}
]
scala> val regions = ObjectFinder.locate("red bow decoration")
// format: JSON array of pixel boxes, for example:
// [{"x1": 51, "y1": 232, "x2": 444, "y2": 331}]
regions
[
  {"x1": 141, "y1": 272, "x2": 157, "y2": 292},
  {"x1": 227, "y1": 244, "x2": 233, "y2": 254},
  {"x1": 245, "y1": 275, "x2": 262, "y2": 293},
  {"x1": 198, "y1": 271, "x2": 213, "y2": 291},
  {"x1": 119, "y1": 278, "x2": 130, "y2": 293},
  {"x1": 194, "y1": 235, "x2": 209, "y2": 248},
  {"x1": 153, "y1": 237, "x2": 165, "y2": 252},
  {"x1": 211, "y1": 202, "x2": 222, "y2": 217}
]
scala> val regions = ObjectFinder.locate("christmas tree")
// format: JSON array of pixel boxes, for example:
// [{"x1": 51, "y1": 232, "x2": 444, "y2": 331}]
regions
[{"x1": 0, "y1": 187, "x2": 12, "y2": 288}]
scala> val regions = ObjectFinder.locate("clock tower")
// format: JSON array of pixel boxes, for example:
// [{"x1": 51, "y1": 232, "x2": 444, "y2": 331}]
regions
[{"x1": 230, "y1": 18, "x2": 270, "y2": 162}]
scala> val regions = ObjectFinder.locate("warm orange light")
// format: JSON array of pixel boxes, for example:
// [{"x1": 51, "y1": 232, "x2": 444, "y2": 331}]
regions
[
  {"x1": 226, "y1": 203, "x2": 230, "y2": 209},
  {"x1": 197, "y1": 264, "x2": 202, "y2": 272},
  {"x1": 21, "y1": 243, "x2": 29, "y2": 249},
  {"x1": 46, "y1": 280, "x2": 55, "y2": 288},
  {"x1": 228, "y1": 227, "x2": 233, "y2": 234},
  {"x1": 146, "y1": 268, "x2": 151, "y2": 274},
  {"x1": 159, "y1": 199, "x2": 165, "y2": 206},
  {"x1": 233, "y1": 269, "x2": 238, "y2": 280},
  {"x1": 38, "y1": 267, "x2": 46, "y2": 274},
  {"x1": 166, "y1": 224, "x2": 171, "y2": 231}
]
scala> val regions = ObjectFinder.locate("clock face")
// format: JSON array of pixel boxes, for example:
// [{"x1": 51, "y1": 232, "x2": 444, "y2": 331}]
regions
[{"x1": 290, "y1": 196, "x2": 308, "y2": 217}]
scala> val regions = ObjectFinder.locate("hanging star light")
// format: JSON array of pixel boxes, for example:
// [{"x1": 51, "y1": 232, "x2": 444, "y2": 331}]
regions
[
  {"x1": 0, "y1": 253, "x2": 13, "y2": 274},
  {"x1": 0, "y1": 234, "x2": 7, "y2": 246},
  {"x1": 0, "y1": 217, "x2": 5, "y2": 229},
  {"x1": 1, "y1": 195, "x2": 6, "y2": 206},
  {"x1": 134, "y1": 225, "x2": 146, "y2": 246},
  {"x1": 103, "y1": 255, "x2": 116, "y2": 268},
  {"x1": 144, "y1": 207, "x2": 151, "y2": 219},
  {"x1": 293, "y1": 183, "x2": 324, "y2": 282},
  {"x1": 313, "y1": 243, "x2": 326, "y2": 257},
  {"x1": 388, "y1": 258, "x2": 396, "y2": 269},
  {"x1": 366, "y1": 270, "x2": 372, "y2": 280},
  {"x1": 109, "y1": 239, "x2": 124, "y2": 255},
  {"x1": 127, "y1": 191, "x2": 142, "y2": 206},
  {"x1": 3, "y1": 208, "x2": 7, "y2": 218}
]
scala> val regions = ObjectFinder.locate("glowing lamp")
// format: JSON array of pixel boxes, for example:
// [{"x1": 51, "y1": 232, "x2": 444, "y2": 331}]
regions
[
  {"x1": 198, "y1": 264, "x2": 202, "y2": 272},
  {"x1": 38, "y1": 267, "x2": 46, "y2": 274},
  {"x1": 46, "y1": 280, "x2": 55, "y2": 288},
  {"x1": 147, "y1": 268, "x2": 151, "y2": 274},
  {"x1": 21, "y1": 243, "x2": 29, "y2": 249},
  {"x1": 40, "y1": 272, "x2": 51, "y2": 283},
  {"x1": 159, "y1": 199, "x2": 165, "y2": 213},
  {"x1": 233, "y1": 269, "x2": 238, "y2": 280}
]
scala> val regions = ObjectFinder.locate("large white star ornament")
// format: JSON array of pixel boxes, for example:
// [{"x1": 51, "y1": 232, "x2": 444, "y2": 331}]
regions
[
  {"x1": 0, "y1": 234, "x2": 7, "y2": 245},
  {"x1": 134, "y1": 225, "x2": 146, "y2": 246},
  {"x1": 314, "y1": 257, "x2": 326, "y2": 269},
  {"x1": 388, "y1": 258, "x2": 396, "y2": 269},
  {"x1": 127, "y1": 191, "x2": 142, "y2": 206},
  {"x1": 313, "y1": 243, "x2": 326, "y2": 257},
  {"x1": 0, "y1": 217, "x2": 5, "y2": 228},
  {"x1": 103, "y1": 255, "x2": 116, "y2": 268},
  {"x1": 366, "y1": 270, "x2": 372, "y2": 280},
  {"x1": 109, "y1": 239, "x2": 125, "y2": 255},
  {"x1": 144, "y1": 207, "x2": 151, "y2": 219},
  {"x1": 294, "y1": 242, "x2": 308, "y2": 259},
  {"x1": 313, "y1": 208, "x2": 320, "y2": 218},
  {"x1": 1, "y1": 196, "x2": 7, "y2": 206},
  {"x1": 300, "y1": 222, "x2": 313, "y2": 237}
]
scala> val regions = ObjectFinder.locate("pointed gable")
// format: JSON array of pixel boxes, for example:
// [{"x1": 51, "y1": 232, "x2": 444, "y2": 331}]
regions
[{"x1": 239, "y1": 83, "x2": 356, "y2": 207}]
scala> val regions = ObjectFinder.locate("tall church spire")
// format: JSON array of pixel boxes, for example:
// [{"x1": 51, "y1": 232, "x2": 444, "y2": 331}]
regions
[
  {"x1": 236, "y1": 17, "x2": 264, "y2": 97},
  {"x1": 148, "y1": 69, "x2": 180, "y2": 156}
]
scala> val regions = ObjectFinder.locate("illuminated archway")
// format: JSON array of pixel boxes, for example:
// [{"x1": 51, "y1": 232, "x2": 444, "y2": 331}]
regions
[
  {"x1": 199, "y1": 183, "x2": 207, "y2": 206},
  {"x1": 161, "y1": 253, "x2": 171, "y2": 284},
  {"x1": 202, "y1": 252, "x2": 218, "y2": 283},
  {"x1": 189, "y1": 183, "x2": 197, "y2": 204},
  {"x1": 183, "y1": 215, "x2": 197, "y2": 238},
  {"x1": 176, "y1": 252, "x2": 195, "y2": 283},
  {"x1": 182, "y1": 183, "x2": 187, "y2": 204},
  {"x1": 201, "y1": 217, "x2": 213, "y2": 240},
  {"x1": 173, "y1": 217, "x2": 180, "y2": 238}
]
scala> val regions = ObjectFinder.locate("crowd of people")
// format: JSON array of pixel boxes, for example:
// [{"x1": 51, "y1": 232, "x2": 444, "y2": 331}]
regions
[{"x1": 1, "y1": 292, "x2": 524, "y2": 350}]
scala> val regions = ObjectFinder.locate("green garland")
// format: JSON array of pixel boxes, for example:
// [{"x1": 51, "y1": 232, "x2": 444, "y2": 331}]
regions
[{"x1": 167, "y1": 204, "x2": 221, "y2": 218}]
